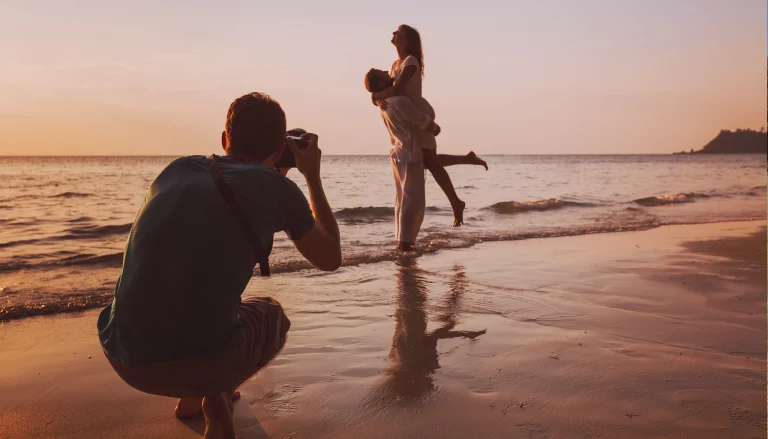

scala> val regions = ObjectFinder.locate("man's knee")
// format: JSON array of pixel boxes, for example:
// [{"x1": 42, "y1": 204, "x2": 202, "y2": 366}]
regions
[{"x1": 239, "y1": 296, "x2": 291, "y2": 361}]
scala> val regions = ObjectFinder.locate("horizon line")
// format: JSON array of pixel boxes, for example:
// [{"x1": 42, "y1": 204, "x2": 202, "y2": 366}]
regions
[{"x1": 0, "y1": 152, "x2": 741, "y2": 158}]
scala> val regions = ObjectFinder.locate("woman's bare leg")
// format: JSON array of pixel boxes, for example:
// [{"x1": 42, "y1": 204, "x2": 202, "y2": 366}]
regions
[
  {"x1": 422, "y1": 148, "x2": 465, "y2": 227},
  {"x1": 436, "y1": 152, "x2": 488, "y2": 170}
]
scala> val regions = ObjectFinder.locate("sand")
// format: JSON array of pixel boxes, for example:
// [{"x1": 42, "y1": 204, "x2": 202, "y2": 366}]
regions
[{"x1": 0, "y1": 221, "x2": 765, "y2": 439}]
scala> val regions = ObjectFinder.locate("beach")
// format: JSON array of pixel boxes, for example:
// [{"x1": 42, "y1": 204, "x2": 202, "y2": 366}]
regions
[{"x1": 1, "y1": 220, "x2": 764, "y2": 438}]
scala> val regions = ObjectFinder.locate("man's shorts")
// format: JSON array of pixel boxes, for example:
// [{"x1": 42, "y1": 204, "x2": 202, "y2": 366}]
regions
[{"x1": 106, "y1": 297, "x2": 291, "y2": 398}]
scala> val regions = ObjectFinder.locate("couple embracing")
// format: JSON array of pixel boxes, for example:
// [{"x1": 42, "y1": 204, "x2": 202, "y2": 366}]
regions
[{"x1": 365, "y1": 25, "x2": 487, "y2": 251}]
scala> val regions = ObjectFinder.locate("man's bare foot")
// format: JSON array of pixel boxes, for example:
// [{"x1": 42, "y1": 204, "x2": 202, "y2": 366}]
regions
[
  {"x1": 202, "y1": 392, "x2": 236, "y2": 439},
  {"x1": 467, "y1": 151, "x2": 488, "y2": 170},
  {"x1": 451, "y1": 200, "x2": 466, "y2": 227},
  {"x1": 175, "y1": 397, "x2": 204, "y2": 419},
  {"x1": 175, "y1": 391, "x2": 240, "y2": 420}
]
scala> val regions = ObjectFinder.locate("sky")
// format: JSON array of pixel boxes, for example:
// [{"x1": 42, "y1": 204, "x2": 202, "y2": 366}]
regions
[{"x1": 0, "y1": 0, "x2": 765, "y2": 155}]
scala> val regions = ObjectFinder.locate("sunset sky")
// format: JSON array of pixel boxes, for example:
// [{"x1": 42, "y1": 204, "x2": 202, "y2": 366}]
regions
[{"x1": 1, "y1": 0, "x2": 765, "y2": 156}]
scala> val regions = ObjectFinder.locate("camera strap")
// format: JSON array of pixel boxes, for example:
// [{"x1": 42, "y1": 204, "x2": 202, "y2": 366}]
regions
[{"x1": 206, "y1": 154, "x2": 271, "y2": 277}]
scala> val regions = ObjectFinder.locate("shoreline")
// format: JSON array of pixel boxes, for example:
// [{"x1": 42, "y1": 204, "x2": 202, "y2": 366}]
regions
[
  {"x1": 2, "y1": 218, "x2": 766, "y2": 322},
  {"x1": 1, "y1": 220, "x2": 765, "y2": 438}
]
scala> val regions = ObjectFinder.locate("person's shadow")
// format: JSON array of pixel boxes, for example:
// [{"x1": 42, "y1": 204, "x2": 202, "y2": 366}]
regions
[{"x1": 372, "y1": 258, "x2": 486, "y2": 402}]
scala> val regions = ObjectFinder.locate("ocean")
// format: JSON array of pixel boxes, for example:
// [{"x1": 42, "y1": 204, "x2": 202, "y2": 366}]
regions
[{"x1": 1, "y1": 154, "x2": 765, "y2": 320}]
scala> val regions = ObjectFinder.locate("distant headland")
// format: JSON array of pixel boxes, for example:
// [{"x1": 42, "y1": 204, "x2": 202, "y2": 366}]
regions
[{"x1": 674, "y1": 128, "x2": 767, "y2": 154}]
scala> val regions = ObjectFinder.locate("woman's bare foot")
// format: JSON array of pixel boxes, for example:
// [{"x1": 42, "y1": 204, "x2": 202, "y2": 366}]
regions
[
  {"x1": 451, "y1": 200, "x2": 466, "y2": 227},
  {"x1": 202, "y1": 392, "x2": 236, "y2": 439},
  {"x1": 467, "y1": 151, "x2": 488, "y2": 170},
  {"x1": 175, "y1": 391, "x2": 240, "y2": 420},
  {"x1": 397, "y1": 241, "x2": 414, "y2": 251}
]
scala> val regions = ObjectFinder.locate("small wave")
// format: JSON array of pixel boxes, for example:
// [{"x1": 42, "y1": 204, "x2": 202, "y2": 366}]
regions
[
  {"x1": 1, "y1": 191, "x2": 91, "y2": 202},
  {"x1": 335, "y1": 206, "x2": 394, "y2": 218},
  {"x1": 0, "y1": 238, "x2": 43, "y2": 249},
  {"x1": 56, "y1": 252, "x2": 125, "y2": 267},
  {"x1": 272, "y1": 220, "x2": 667, "y2": 278},
  {"x1": 0, "y1": 251, "x2": 125, "y2": 272},
  {"x1": 64, "y1": 223, "x2": 133, "y2": 239},
  {"x1": 51, "y1": 192, "x2": 90, "y2": 198},
  {"x1": 0, "y1": 194, "x2": 38, "y2": 203},
  {"x1": 426, "y1": 206, "x2": 451, "y2": 214},
  {"x1": 68, "y1": 216, "x2": 94, "y2": 223},
  {"x1": 635, "y1": 188, "x2": 764, "y2": 204},
  {"x1": 633, "y1": 193, "x2": 708, "y2": 206},
  {"x1": 484, "y1": 199, "x2": 594, "y2": 214},
  {"x1": 0, "y1": 224, "x2": 131, "y2": 251},
  {"x1": 4, "y1": 182, "x2": 62, "y2": 190},
  {"x1": 335, "y1": 206, "x2": 394, "y2": 222},
  {"x1": 335, "y1": 205, "x2": 453, "y2": 223},
  {"x1": 743, "y1": 186, "x2": 767, "y2": 197},
  {"x1": 0, "y1": 291, "x2": 114, "y2": 321},
  {"x1": 6, "y1": 219, "x2": 41, "y2": 226}
]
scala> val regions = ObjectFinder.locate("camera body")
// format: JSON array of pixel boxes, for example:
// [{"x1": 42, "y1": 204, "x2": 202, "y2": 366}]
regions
[{"x1": 274, "y1": 128, "x2": 309, "y2": 169}]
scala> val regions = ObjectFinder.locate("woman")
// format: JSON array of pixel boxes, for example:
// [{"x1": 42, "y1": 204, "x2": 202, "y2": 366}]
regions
[{"x1": 372, "y1": 24, "x2": 487, "y2": 227}]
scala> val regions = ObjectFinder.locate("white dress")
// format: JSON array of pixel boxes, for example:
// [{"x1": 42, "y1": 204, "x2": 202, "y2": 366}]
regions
[
  {"x1": 390, "y1": 55, "x2": 437, "y2": 150},
  {"x1": 379, "y1": 96, "x2": 436, "y2": 243}
]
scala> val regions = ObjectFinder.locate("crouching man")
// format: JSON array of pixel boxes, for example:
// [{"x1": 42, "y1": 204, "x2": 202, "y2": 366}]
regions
[{"x1": 97, "y1": 92, "x2": 341, "y2": 438}]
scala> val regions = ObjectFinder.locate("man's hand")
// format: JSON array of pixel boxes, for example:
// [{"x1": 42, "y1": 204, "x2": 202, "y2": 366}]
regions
[
  {"x1": 285, "y1": 133, "x2": 321, "y2": 180},
  {"x1": 285, "y1": 132, "x2": 342, "y2": 272}
]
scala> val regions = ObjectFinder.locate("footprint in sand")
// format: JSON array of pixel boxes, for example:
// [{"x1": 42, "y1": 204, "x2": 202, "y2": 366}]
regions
[
  {"x1": 614, "y1": 348, "x2": 644, "y2": 358},
  {"x1": 728, "y1": 406, "x2": 766, "y2": 430},
  {"x1": 256, "y1": 384, "x2": 303, "y2": 414}
]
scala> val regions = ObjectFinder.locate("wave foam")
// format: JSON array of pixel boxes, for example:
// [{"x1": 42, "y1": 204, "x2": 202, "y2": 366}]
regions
[
  {"x1": 334, "y1": 206, "x2": 450, "y2": 223},
  {"x1": 633, "y1": 193, "x2": 707, "y2": 206},
  {"x1": 485, "y1": 199, "x2": 595, "y2": 214},
  {"x1": 335, "y1": 206, "x2": 394, "y2": 222}
]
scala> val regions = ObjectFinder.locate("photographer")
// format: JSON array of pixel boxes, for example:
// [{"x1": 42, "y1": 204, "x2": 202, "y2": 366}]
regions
[{"x1": 97, "y1": 92, "x2": 341, "y2": 439}]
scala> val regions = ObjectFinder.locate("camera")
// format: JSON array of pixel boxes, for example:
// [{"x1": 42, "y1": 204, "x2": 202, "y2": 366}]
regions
[{"x1": 274, "y1": 128, "x2": 310, "y2": 169}]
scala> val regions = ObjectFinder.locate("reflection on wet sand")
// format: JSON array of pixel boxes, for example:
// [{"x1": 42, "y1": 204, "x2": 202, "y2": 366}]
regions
[{"x1": 375, "y1": 258, "x2": 486, "y2": 402}]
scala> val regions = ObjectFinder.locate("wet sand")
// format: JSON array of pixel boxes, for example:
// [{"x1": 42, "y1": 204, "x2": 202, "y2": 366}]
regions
[{"x1": 0, "y1": 221, "x2": 765, "y2": 438}]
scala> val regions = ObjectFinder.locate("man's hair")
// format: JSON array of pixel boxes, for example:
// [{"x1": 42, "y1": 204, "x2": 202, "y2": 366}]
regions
[
  {"x1": 225, "y1": 92, "x2": 286, "y2": 160},
  {"x1": 364, "y1": 69, "x2": 391, "y2": 93}
]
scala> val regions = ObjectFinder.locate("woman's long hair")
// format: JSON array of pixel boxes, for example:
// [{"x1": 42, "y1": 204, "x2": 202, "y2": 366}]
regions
[{"x1": 400, "y1": 24, "x2": 424, "y2": 77}]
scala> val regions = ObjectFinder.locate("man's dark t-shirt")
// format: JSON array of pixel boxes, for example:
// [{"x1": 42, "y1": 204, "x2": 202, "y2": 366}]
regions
[{"x1": 97, "y1": 156, "x2": 315, "y2": 367}]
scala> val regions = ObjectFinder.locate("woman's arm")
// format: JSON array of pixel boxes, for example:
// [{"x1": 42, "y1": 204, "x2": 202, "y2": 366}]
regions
[{"x1": 372, "y1": 65, "x2": 417, "y2": 100}]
